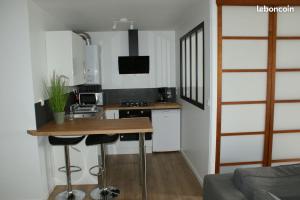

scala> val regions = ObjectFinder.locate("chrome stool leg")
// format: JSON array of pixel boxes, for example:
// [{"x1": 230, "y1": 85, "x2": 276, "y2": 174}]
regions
[
  {"x1": 55, "y1": 145, "x2": 85, "y2": 200},
  {"x1": 89, "y1": 144, "x2": 120, "y2": 200}
]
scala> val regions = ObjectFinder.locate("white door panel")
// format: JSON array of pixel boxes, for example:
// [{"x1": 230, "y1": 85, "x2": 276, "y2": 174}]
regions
[
  {"x1": 277, "y1": 7, "x2": 300, "y2": 36},
  {"x1": 221, "y1": 135, "x2": 264, "y2": 163},
  {"x1": 222, "y1": 73, "x2": 267, "y2": 101},
  {"x1": 222, "y1": 104, "x2": 266, "y2": 133},
  {"x1": 220, "y1": 164, "x2": 262, "y2": 174},
  {"x1": 223, "y1": 6, "x2": 268, "y2": 36},
  {"x1": 275, "y1": 72, "x2": 300, "y2": 100},
  {"x1": 274, "y1": 103, "x2": 300, "y2": 130},
  {"x1": 277, "y1": 41, "x2": 300, "y2": 68},
  {"x1": 223, "y1": 40, "x2": 268, "y2": 69},
  {"x1": 272, "y1": 133, "x2": 300, "y2": 159}
]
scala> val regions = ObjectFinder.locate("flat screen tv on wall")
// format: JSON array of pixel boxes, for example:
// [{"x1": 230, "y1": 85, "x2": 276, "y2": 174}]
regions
[{"x1": 118, "y1": 56, "x2": 149, "y2": 74}]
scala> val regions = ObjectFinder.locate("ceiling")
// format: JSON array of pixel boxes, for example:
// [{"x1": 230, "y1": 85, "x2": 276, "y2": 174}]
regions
[{"x1": 32, "y1": 0, "x2": 200, "y2": 31}]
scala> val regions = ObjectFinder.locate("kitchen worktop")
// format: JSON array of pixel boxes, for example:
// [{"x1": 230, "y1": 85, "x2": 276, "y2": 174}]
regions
[
  {"x1": 27, "y1": 117, "x2": 153, "y2": 136},
  {"x1": 104, "y1": 102, "x2": 181, "y2": 110}
]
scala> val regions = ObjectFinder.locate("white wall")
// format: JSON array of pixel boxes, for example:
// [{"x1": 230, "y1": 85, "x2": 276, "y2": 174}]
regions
[
  {"x1": 0, "y1": 0, "x2": 47, "y2": 199},
  {"x1": 88, "y1": 31, "x2": 176, "y2": 89},
  {"x1": 209, "y1": 0, "x2": 218, "y2": 175},
  {"x1": 175, "y1": 0, "x2": 217, "y2": 184},
  {"x1": 27, "y1": 0, "x2": 69, "y2": 195},
  {"x1": 28, "y1": 0, "x2": 68, "y2": 103}
]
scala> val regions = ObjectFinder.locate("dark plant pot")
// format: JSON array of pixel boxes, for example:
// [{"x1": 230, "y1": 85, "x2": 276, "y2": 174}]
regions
[{"x1": 53, "y1": 112, "x2": 65, "y2": 124}]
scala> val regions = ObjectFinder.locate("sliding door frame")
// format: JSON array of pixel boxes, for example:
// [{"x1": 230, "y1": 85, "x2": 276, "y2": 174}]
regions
[
  {"x1": 215, "y1": 0, "x2": 300, "y2": 173},
  {"x1": 217, "y1": 0, "x2": 300, "y2": 6}
]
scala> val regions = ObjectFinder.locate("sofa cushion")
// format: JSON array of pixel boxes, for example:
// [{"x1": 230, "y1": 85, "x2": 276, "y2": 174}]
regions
[
  {"x1": 254, "y1": 190, "x2": 300, "y2": 200},
  {"x1": 203, "y1": 173, "x2": 247, "y2": 200},
  {"x1": 233, "y1": 164, "x2": 300, "y2": 200},
  {"x1": 254, "y1": 190, "x2": 281, "y2": 200}
]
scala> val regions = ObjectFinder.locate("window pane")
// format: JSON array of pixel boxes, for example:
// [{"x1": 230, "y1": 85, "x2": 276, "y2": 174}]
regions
[
  {"x1": 180, "y1": 22, "x2": 204, "y2": 109},
  {"x1": 181, "y1": 40, "x2": 186, "y2": 96},
  {"x1": 191, "y1": 33, "x2": 197, "y2": 101},
  {"x1": 186, "y1": 37, "x2": 190, "y2": 98},
  {"x1": 197, "y1": 29, "x2": 204, "y2": 103}
]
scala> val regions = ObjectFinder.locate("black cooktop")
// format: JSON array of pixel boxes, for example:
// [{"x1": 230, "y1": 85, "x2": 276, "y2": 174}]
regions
[{"x1": 120, "y1": 100, "x2": 149, "y2": 107}]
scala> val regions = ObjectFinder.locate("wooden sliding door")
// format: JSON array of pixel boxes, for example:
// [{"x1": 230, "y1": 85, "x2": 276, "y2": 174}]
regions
[
  {"x1": 216, "y1": 6, "x2": 269, "y2": 173},
  {"x1": 216, "y1": 1, "x2": 300, "y2": 173},
  {"x1": 271, "y1": 7, "x2": 300, "y2": 166}
]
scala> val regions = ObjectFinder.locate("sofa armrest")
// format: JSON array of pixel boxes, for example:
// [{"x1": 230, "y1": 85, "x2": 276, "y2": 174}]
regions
[{"x1": 203, "y1": 173, "x2": 247, "y2": 200}]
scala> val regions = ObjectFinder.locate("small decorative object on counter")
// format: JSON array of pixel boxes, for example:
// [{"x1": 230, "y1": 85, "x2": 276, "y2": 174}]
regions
[{"x1": 46, "y1": 71, "x2": 69, "y2": 124}]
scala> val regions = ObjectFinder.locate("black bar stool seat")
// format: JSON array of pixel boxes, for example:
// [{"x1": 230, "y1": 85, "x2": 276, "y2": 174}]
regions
[
  {"x1": 48, "y1": 136, "x2": 86, "y2": 200},
  {"x1": 85, "y1": 134, "x2": 119, "y2": 146},
  {"x1": 49, "y1": 136, "x2": 85, "y2": 146},
  {"x1": 85, "y1": 134, "x2": 120, "y2": 200}
]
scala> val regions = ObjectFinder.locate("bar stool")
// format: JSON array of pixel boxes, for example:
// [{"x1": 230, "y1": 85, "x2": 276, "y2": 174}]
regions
[
  {"x1": 85, "y1": 134, "x2": 120, "y2": 200},
  {"x1": 49, "y1": 136, "x2": 86, "y2": 200}
]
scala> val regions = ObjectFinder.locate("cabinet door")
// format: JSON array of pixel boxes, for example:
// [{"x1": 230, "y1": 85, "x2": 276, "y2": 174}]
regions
[
  {"x1": 105, "y1": 110, "x2": 119, "y2": 119},
  {"x1": 46, "y1": 31, "x2": 86, "y2": 86},
  {"x1": 46, "y1": 31, "x2": 73, "y2": 84},
  {"x1": 152, "y1": 109, "x2": 180, "y2": 152}
]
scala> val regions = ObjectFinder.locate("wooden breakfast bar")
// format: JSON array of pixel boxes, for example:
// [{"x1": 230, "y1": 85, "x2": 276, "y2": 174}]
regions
[{"x1": 28, "y1": 117, "x2": 153, "y2": 200}]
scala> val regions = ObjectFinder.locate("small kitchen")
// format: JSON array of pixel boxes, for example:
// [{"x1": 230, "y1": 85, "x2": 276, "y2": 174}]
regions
[
  {"x1": 29, "y1": 25, "x2": 182, "y2": 199},
  {"x1": 2, "y1": 0, "x2": 209, "y2": 200}
]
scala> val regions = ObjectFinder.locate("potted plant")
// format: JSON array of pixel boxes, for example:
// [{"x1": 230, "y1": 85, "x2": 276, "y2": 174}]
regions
[{"x1": 46, "y1": 72, "x2": 68, "y2": 124}]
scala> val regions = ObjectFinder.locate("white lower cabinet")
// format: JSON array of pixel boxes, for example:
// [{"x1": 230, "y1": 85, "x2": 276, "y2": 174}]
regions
[
  {"x1": 105, "y1": 109, "x2": 119, "y2": 119},
  {"x1": 152, "y1": 109, "x2": 181, "y2": 152}
]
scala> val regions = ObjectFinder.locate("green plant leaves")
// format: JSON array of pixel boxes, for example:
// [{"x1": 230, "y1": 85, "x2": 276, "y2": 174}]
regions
[{"x1": 46, "y1": 71, "x2": 68, "y2": 113}]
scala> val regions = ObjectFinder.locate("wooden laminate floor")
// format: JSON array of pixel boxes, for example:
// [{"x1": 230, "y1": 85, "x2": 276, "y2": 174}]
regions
[{"x1": 48, "y1": 152, "x2": 203, "y2": 200}]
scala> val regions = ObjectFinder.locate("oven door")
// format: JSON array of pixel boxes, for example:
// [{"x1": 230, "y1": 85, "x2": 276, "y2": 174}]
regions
[{"x1": 119, "y1": 109, "x2": 152, "y2": 141}]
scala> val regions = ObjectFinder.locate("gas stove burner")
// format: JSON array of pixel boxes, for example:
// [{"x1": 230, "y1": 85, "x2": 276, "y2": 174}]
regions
[{"x1": 121, "y1": 100, "x2": 149, "y2": 107}]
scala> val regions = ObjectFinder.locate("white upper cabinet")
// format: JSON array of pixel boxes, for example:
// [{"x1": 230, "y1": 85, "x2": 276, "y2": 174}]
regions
[{"x1": 46, "y1": 31, "x2": 86, "y2": 86}]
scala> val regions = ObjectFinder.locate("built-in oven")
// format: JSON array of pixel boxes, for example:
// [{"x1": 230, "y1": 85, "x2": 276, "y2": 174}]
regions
[{"x1": 119, "y1": 109, "x2": 152, "y2": 141}]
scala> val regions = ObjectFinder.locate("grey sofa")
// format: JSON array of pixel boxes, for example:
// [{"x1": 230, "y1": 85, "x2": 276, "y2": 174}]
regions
[{"x1": 203, "y1": 164, "x2": 300, "y2": 200}]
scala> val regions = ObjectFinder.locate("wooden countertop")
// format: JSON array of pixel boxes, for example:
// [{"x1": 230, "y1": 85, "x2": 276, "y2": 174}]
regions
[
  {"x1": 104, "y1": 102, "x2": 181, "y2": 110},
  {"x1": 27, "y1": 118, "x2": 153, "y2": 136}
]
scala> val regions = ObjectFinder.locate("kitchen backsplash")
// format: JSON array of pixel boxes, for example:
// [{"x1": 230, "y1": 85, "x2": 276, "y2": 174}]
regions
[
  {"x1": 77, "y1": 84, "x2": 102, "y2": 93},
  {"x1": 103, "y1": 87, "x2": 176, "y2": 104},
  {"x1": 34, "y1": 92, "x2": 76, "y2": 128},
  {"x1": 34, "y1": 99, "x2": 53, "y2": 128}
]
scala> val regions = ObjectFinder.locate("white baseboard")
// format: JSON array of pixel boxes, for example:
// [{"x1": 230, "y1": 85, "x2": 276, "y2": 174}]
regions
[
  {"x1": 181, "y1": 151, "x2": 204, "y2": 186},
  {"x1": 44, "y1": 182, "x2": 55, "y2": 200}
]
